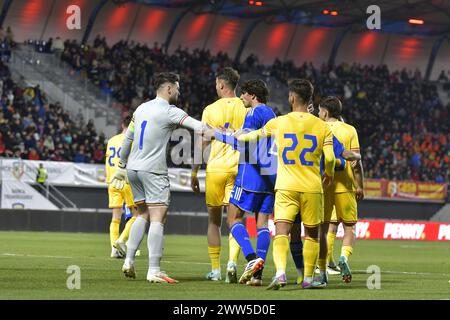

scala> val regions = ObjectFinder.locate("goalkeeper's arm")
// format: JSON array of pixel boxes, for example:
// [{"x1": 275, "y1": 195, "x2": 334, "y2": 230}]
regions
[
  {"x1": 118, "y1": 125, "x2": 134, "y2": 168},
  {"x1": 111, "y1": 120, "x2": 134, "y2": 190}
]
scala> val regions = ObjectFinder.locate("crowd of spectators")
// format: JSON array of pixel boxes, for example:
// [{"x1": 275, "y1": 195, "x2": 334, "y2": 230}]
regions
[
  {"x1": 0, "y1": 57, "x2": 106, "y2": 164},
  {"x1": 59, "y1": 36, "x2": 449, "y2": 184},
  {"x1": 260, "y1": 58, "x2": 450, "y2": 184},
  {"x1": 60, "y1": 37, "x2": 241, "y2": 120}
]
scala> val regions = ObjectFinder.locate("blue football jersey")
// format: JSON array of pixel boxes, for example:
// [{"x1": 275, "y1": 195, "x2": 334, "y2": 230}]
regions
[
  {"x1": 320, "y1": 135, "x2": 346, "y2": 175},
  {"x1": 123, "y1": 203, "x2": 133, "y2": 220},
  {"x1": 215, "y1": 104, "x2": 277, "y2": 193}
]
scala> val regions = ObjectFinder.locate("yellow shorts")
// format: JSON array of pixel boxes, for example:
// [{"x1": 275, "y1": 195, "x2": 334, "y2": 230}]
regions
[
  {"x1": 330, "y1": 206, "x2": 338, "y2": 223},
  {"x1": 324, "y1": 191, "x2": 357, "y2": 224},
  {"x1": 205, "y1": 172, "x2": 236, "y2": 207},
  {"x1": 274, "y1": 190, "x2": 323, "y2": 227},
  {"x1": 108, "y1": 184, "x2": 135, "y2": 208}
]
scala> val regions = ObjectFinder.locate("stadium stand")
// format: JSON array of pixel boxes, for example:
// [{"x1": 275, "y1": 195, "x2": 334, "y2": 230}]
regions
[
  {"x1": 2, "y1": 32, "x2": 448, "y2": 184},
  {"x1": 56, "y1": 37, "x2": 449, "y2": 185},
  {"x1": 0, "y1": 40, "x2": 106, "y2": 163}
]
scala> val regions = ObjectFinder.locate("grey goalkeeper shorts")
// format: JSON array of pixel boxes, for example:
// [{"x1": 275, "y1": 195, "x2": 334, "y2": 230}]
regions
[{"x1": 127, "y1": 170, "x2": 170, "y2": 206}]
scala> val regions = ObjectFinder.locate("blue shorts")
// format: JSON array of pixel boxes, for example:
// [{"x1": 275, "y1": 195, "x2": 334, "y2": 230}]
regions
[
  {"x1": 229, "y1": 185, "x2": 274, "y2": 215},
  {"x1": 123, "y1": 204, "x2": 133, "y2": 221}
]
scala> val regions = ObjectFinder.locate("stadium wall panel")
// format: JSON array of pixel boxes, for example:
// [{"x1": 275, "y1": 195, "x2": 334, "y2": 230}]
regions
[
  {"x1": 284, "y1": 25, "x2": 338, "y2": 67},
  {"x1": 382, "y1": 34, "x2": 434, "y2": 76},
  {"x1": 202, "y1": 15, "x2": 250, "y2": 57},
  {"x1": 241, "y1": 22, "x2": 297, "y2": 65},
  {"x1": 3, "y1": 0, "x2": 54, "y2": 42},
  {"x1": 168, "y1": 12, "x2": 217, "y2": 53},
  {"x1": 127, "y1": 6, "x2": 180, "y2": 47},
  {"x1": 56, "y1": 187, "x2": 444, "y2": 221},
  {"x1": 335, "y1": 31, "x2": 390, "y2": 66},
  {"x1": 431, "y1": 40, "x2": 450, "y2": 80},
  {"x1": 88, "y1": 1, "x2": 139, "y2": 44}
]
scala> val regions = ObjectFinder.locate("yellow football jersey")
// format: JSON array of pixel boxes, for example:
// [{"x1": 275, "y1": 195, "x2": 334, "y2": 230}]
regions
[
  {"x1": 105, "y1": 133, "x2": 125, "y2": 184},
  {"x1": 326, "y1": 121, "x2": 360, "y2": 192},
  {"x1": 260, "y1": 112, "x2": 334, "y2": 193},
  {"x1": 202, "y1": 97, "x2": 247, "y2": 173}
]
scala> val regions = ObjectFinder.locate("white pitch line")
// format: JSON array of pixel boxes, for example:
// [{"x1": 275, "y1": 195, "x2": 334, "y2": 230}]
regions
[
  {"x1": 2, "y1": 253, "x2": 449, "y2": 277},
  {"x1": 1, "y1": 253, "x2": 73, "y2": 259},
  {"x1": 353, "y1": 269, "x2": 445, "y2": 276}
]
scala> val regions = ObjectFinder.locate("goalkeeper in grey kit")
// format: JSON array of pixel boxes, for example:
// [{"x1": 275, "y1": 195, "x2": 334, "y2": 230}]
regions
[{"x1": 110, "y1": 72, "x2": 208, "y2": 283}]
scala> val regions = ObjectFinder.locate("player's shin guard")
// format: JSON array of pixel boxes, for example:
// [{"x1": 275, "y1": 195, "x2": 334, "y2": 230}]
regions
[
  {"x1": 208, "y1": 246, "x2": 221, "y2": 271},
  {"x1": 109, "y1": 218, "x2": 120, "y2": 247},
  {"x1": 230, "y1": 222, "x2": 255, "y2": 259},
  {"x1": 125, "y1": 216, "x2": 147, "y2": 263},
  {"x1": 118, "y1": 216, "x2": 136, "y2": 243},
  {"x1": 148, "y1": 222, "x2": 164, "y2": 275},
  {"x1": 272, "y1": 235, "x2": 289, "y2": 276},
  {"x1": 228, "y1": 233, "x2": 241, "y2": 264},
  {"x1": 327, "y1": 232, "x2": 337, "y2": 266},
  {"x1": 303, "y1": 237, "x2": 320, "y2": 279}
]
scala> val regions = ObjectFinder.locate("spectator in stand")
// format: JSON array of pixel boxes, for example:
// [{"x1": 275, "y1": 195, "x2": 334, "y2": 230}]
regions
[
  {"x1": 51, "y1": 36, "x2": 65, "y2": 59},
  {"x1": 6, "y1": 27, "x2": 15, "y2": 47},
  {"x1": 438, "y1": 70, "x2": 449, "y2": 82}
]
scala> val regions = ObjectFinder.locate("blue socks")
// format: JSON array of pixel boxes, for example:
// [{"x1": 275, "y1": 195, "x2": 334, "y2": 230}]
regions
[
  {"x1": 290, "y1": 240, "x2": 304, "y2": 269},
  {"x1": 230, "y1": 222, "x2": 255, "y2": 259},
  {"x1": 256, "y1": 228, "x2": 270, "y2": 261}
]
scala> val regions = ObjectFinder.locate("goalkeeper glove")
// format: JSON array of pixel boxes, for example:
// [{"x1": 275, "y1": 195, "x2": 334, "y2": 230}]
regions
[{"x1": 111, "y1": 162, "x2": 127, "y2": 190}]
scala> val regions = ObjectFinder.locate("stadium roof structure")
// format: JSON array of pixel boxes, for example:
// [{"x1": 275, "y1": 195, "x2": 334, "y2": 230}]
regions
[{"x1": 129, "y1": 0, "x2": 450, "y2": 36}]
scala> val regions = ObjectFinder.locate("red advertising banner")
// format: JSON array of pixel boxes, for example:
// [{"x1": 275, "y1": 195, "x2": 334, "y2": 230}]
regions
[
  {"x1": 364, "y1": 179, "x2": 447, "y2": 201},
  {"x1": 246, "y1": 217, "x2": 450, "y2": 241}
]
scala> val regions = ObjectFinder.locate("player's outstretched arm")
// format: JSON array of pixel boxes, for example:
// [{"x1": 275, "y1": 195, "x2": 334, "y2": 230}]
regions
[
  {"x1": 342, "y1": 149, "x2": 361, "y2": 161},
  {"x1": 236, "y1": 128, "x2": 266, "y2": 142},
  {"x1": 213, "y1": 130, "x2": 246, "y2": 153}
]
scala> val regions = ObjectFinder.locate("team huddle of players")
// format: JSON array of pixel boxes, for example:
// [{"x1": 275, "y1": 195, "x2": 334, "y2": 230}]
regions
[{"x1": 105, "y1": 67, "x2": 364, "y2": 289}]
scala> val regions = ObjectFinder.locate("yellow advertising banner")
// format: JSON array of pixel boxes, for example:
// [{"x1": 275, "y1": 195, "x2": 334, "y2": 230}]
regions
[{"x1": 365, "y1": 179, "x2": 447, "y2": 202}]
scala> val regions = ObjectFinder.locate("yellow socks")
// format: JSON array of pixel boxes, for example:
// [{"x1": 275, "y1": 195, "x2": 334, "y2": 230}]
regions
[
  {"x1": 228, "y1": 234, "x2": 241, "y2": 263},
  {"x1": 303, "y1": 237, "x2": 320, "y2": 278},
  {"x1": 208, "y1": 246, "x2": 221, "y2": 271},
  {"x1": 341, "y1": 245, "x2": 353, "y2": 261},
  {"x1": 118, "y1": 216, "x2": 136, "y2": 243},
  {"x1": 109, "y1": 218, "x2": 120, "y2": 247},
  {"x1": 272, "y1": 235, "x2": 289, "y2": 276},
  {"x1": 317, "y1": 258, "x2": 327, "y2": 272},
  {"x1": 327, "y1": 232, "x2": 337, "y2": 265}
]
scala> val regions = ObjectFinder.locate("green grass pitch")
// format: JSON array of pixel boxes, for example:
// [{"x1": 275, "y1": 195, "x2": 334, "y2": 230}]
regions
[{"x1": 0, "y1": 231, "x2": 449, "y2": 300}]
